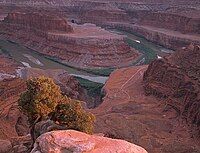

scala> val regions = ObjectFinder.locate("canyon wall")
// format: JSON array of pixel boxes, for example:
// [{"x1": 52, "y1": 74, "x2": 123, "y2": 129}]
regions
[
  {"x1": 0, "y1": 12, "x2": 139, "y2": 68},
  {"x1": 4, "y1": 12, "x2": 73, "y2": 33},
  {"x1": 92, "y1": 65, "x2": 200, "y2": 153},
  {"x1": 1, "y1": 0, "x2": 200, "y2": 50},
  {"x1": 143, "y1": 45, "x2": 200, "y2": 134},
  {"x1": 130, "y1": 25, "x2": 200, "y2": 50},
  {"x1": 137, "y1": 11, "x2": 200, "y2": 34}
]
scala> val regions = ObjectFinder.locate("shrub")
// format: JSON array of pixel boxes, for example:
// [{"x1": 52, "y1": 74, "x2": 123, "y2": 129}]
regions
[
  {"x1": 18, "y1": 76, "x2": 95, "y2": 134},
  {"x1": 18, "y1": 76, "x2": 62, "y2": 124},
  {"x1": 51, "y1": 96, "x2": 95, "y2": 134}
]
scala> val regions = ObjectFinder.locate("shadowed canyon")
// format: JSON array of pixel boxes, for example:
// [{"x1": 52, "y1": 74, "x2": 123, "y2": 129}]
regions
[{"x1": 0, "y1": 0, "x2": 199, "y2": 153}]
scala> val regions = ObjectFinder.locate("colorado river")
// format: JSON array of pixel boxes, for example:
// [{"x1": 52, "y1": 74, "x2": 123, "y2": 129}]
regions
[
  {"x1": 0, "y1": 30, "x2": 170, "y2": 84},
  {"x1": 109, "y1": 29, "x2": 173, "y2": 64},
  {"x1": 0, "y1": 39, "x2": 108, "y2": 84}
]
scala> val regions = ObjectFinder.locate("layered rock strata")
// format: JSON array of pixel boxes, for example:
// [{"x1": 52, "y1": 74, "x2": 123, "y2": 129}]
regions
[
  {"x1": 92, "y1": 65, "x2": 200, "y2": 153},
  {"x1": 0, "y1": 0, "x2": 200, "y2": 49},
  {"x1": 143, "y1": 45, "x2": 200, "y2": 134},
  {"x1": 0, "y1": 12, "x2": 139, "y2": 68},
  {"x1": 0, "y1": 78, "x2": 29, "y2": 140},
  {"x1": 4, "y1": 12, "x2": 73, "y2": 33}
]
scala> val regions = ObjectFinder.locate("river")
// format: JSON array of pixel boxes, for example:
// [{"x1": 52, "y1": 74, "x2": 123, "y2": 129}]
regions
[
  {"x1": 0, "y1": 30, "x2": 172, "y2": 84},
  {"x1": 0, "y1": 39, "x2": 108, "y2": 84}
]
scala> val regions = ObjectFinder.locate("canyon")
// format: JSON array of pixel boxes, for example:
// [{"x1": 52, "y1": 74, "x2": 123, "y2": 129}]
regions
[
  {"x1": 0, "y1": 45, "x2": 200, "y2": 153},
  {"x1": 0, "y1": 0, "x2": 200, "y2": 153},
  {"x1": 92, "y1": 50, "x2": 200, "y2": 153},
  {"x1": 0, "y1": 0, "x2": 199, "y2": 50},
  {"x1": 143, "y1": 45, "x2": 200, "y2": 135},
  {"x1": 0, "y1": 11, "x2": 139, "y2": 69}
]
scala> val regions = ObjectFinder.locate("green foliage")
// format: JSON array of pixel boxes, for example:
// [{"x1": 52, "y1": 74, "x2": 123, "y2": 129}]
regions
[
  {"x1": 18, "y1": 76, "x2": 62, "y2": 124},
  {"x1": 75, "y1": 76, "x2": 104, "y2": 97},
  {"x1": 18, "y1": 76, "x2": 95, "y2": 134},
  {"x1": 51, "y1": 96, "x2": 95, "y2": 134},
  {"x1": 83, "y1": 68, "x2": 114, "y2": 76}
]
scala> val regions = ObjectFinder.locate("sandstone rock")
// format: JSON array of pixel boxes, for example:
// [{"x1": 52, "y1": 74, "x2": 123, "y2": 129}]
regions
[
  {"x1": 138, "y1": 11, "x2": 200, "y2": 34},
  {"x1": 130, "y1": 25, "x2": 200, "y2": 50},
  {"x1": 143, "y1": 45, "x2": 200, "y2": 134},
  {"x1": 10, "y1": 134, "x2": 31, "y2": 146},
  {"x1": 31, "y1": 130, "x2": 148, "y2": 153},
  {"x1": 0, "y1": 78, "x2": 29, "y2": 140},
  {"x1": 4, "y1": 12, "x2": 73, "y2": 33},
  {"x1": 0, "y1": 53, "x2": 21, "y2": 80},
  {"x1": 0, "y1": 139, "x2": 12, "y2": 153},
  {"x1": 0, "y1": 0, "x2": 200, "y2": 50},
  {"x1": 92, "y1": 65, "x2": 200, "y2": 153},
  {"x1": 12, "y1": 144, "x2": 28, "y2": 153},
  {"x1": 0, "y1": 12, "x2": 139, "y2": 68}
]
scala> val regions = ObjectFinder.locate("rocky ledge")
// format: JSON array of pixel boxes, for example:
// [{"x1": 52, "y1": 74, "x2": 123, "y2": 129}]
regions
[
  {"x1": 143, "y1": 44, "x2": 200, "y2": 134},
  {"x1": 31, "y1": 130, "x2": 148, "y2": 153},
  {"x1": 0, "y1": 12, "x2": 139, "y2": 68},
  {"x1": 92, "y1": 64, "x2": 200, "y2": 153},
  {"x1": 4, "y1": 12, "x2": 73, "y2": 33}
]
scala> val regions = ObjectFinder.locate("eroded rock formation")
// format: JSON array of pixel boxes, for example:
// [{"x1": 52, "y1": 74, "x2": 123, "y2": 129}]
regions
[
  {"x1": 0, "y1": 12, "x2": 139, "y2": 68},
  {"x1": 143, "y1": 45, "x2": 200, "y2": 135},
  {"x1": 0, "y1": 0, "x2": 200, "y2": 50},
  {"x1": 4, "y1": 12, "x2": 73, "y2": 33},
  {"x1": 0, "y1": 78, "x2": 29, "y2": 140},
  {"x1": 92, "y1": 65, "x2": 200, "y2": 153},
  {"x1": 31, "y1": 130, "x2": 148, "y2": 153}
]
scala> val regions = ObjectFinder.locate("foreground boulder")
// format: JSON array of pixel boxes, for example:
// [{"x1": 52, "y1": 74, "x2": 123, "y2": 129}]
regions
[{"x1": 31, "y1": 130, "x2": 147, "y2": 153}]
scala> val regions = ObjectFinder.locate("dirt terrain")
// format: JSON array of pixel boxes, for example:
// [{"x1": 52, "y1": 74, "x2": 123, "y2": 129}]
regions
[{"x1": 93, "y1": 65, "x2": 200, "y2": 153}]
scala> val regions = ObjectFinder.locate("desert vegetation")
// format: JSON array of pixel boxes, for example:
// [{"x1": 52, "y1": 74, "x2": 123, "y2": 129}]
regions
[{"x1": 18, "y1": 76, "x2": 95, "y2": 137}]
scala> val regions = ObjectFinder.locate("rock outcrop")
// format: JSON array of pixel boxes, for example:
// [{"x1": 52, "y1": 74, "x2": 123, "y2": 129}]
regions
[
  {"x1": 137, "y1": 11, "x2": 200, "y2": 34},
  {"x1": 130, "y1": 25, "x2": 200, "y2": 50},
  {"x1": 0, "y1": 0, "x2": 200, "y2": 50},
  {"x1": 31, "y1": 130, "x2": 148, "y2": 153},
  {"x1": 0, "y1": 12, "x2": 139, "y2": 68},
  {"x1": 0, "y1": 78, "x2": 29, "y2": 140},
  {"x1": 143, "y1": 45, "x2": 200, "y2": 134},
  {"x1": 4, "y1": 12, "x2": 73, "y2": 33},
  {"x1": 92, "y1": 65, "x2": 200, "y2": 153},
  {"x1": 0, "y1": 53, "x2": 21, "y2": 80}
]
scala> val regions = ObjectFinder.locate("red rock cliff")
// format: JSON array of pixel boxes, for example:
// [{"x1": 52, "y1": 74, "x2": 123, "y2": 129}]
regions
[
  {"x1": 138, "y1": 11, "x2": 200, "y2": 34},
  {"x1": 3, "y1": 12, "x2": 73, "y2": 33},
  {"x1": 143, "y1": 45, "x2": 200, "y2": 134},
  {"x1": 0, "y1": 12, "x2": 139, "y2": 68}
]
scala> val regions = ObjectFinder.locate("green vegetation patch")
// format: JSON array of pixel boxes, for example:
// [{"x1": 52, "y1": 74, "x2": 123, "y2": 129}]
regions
[
  {"x1": 83, "y1": 68, "x2": 115, "y2": 76},
  {"x1": 75, "y1": 76, "x2": 104, "y2": 98},
  {"x1": 0, "y1": 46, "x2": 12, "y2": 57},
  {"x1": 18, "y1": 76, "x2": 95, "y2": 135}
]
